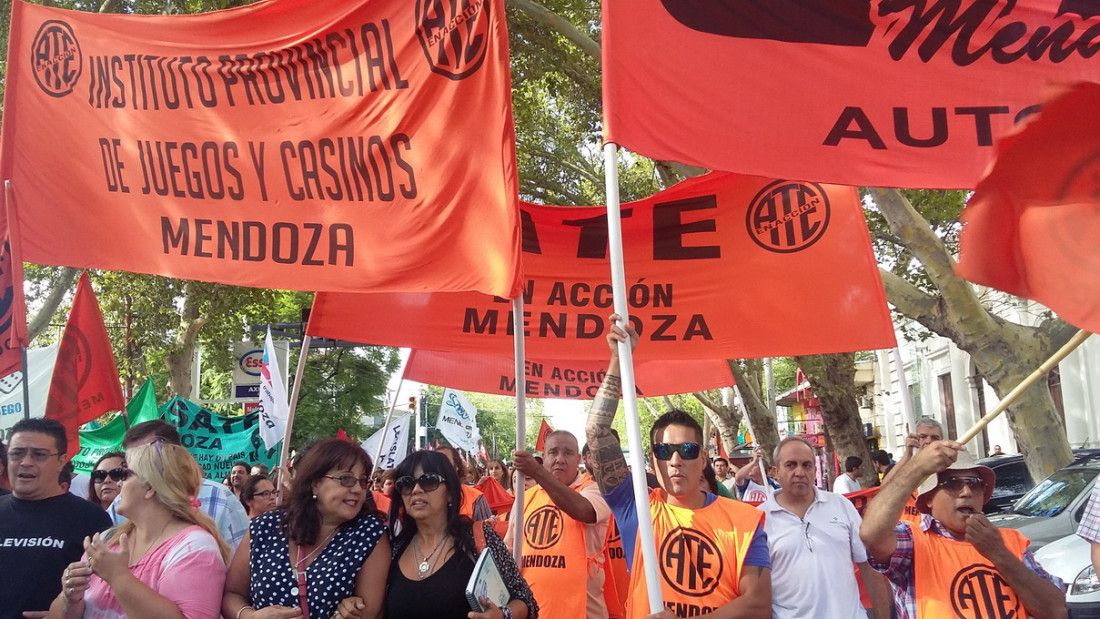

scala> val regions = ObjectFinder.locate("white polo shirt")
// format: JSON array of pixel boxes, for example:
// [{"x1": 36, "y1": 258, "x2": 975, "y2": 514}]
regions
[{"x1": 760, "y1": 487, "x2": 868, "y2": 619}]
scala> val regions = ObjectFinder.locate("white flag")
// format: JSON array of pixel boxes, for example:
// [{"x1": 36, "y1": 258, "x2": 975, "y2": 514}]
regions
[
  {"x1": 436, "y1": 388, "x2": 480, "y2": 453},
  {"x1": 361, "y1": 413, "x2": 412, "y2": 470},
  {"x1": 257, "y1": 329, "x2": 289, "y2": 450}
]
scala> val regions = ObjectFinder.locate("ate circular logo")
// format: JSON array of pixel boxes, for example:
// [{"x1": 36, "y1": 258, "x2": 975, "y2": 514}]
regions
[
  {"x1": 415, "y1": 0, "x2": 491, "y2": 80},
  {"x1": 524, "y1": 505, "x2": 563, "y2": 550},
  {"x1": 949, "y1": 563, "x2": 1022, "y2": 618},
  {"x1": 746, "y1": 180, "x2": 831, "y2": 253},
  {"x1": 659, "y1": 527, "x2": 724, "y2": 597},
  {"x1": 31, "y1": 20, "x2": 82, "y2": 97}
]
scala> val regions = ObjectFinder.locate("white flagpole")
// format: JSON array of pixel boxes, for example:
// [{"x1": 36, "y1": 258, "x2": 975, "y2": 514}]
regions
[
  {"x1": 372, "y1": 374, "x2": 407, "y2": 470},
  {"x1": 892, "y1": 347, "x2": 917, "y2": 431},
  {"x1": 733, "y1": 384, "x2": 772, "y2": 499},
  {"x1": 604, "y1": 142, "x2": 663, "y2": 613},
  {"x1": 511, "y1": 297, "x2": 527, "y2": 565}
]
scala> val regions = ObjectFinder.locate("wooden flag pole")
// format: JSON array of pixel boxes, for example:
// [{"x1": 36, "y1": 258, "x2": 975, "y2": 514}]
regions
[{"x1": 958, "y1": 330, "x2": 1091, "y2": 445}]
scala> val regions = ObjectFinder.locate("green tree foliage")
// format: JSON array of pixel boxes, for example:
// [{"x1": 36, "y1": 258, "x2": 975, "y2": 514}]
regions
[{"x1": 291, "y1": 346, "x2": 400, "y2": 448}]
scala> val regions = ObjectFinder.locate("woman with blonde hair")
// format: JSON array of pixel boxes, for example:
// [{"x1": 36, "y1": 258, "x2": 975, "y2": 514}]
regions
[{"x1": 51, "y1": 441, "x2": 230, "y2": 618}]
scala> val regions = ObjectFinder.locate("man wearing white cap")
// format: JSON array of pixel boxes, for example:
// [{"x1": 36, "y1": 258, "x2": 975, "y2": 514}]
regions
[{"x1": 860, "y1": 440, "x2": 1066, "y2": 619}]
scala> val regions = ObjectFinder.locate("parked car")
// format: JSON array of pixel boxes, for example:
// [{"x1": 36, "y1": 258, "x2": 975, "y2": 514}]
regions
[
  {"x1": 981, "y1": 449, "x2": 1100, "y2": 515},
  {"x1": 1034, "y1": 532, "x2": 1100, "y2": 618},
  {"x1": 988, "y1": 454, "x2": 1100, "y2": 550}
]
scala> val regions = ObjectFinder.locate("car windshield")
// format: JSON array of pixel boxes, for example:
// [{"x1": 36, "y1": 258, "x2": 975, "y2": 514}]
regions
[{"x1": 1012, "y1": 468, "x2": 1099, "y2": 517}]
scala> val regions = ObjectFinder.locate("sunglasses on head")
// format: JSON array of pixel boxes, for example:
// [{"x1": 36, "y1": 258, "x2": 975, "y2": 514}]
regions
[
  {"x1": 937, "y1": 476, "x2": 985, "y2": 492},
  {"x1": 91, "y1": 467, "x2": 132, "y2": 483},
  {"x1": 652, "y1": 443, "x2": 702, "y2": 461},
  {"x1": 395, "y1": 473, "x2": 445, "y2": 495}
]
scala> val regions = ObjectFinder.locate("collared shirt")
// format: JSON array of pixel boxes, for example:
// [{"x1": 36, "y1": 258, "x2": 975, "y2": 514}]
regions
[
  {"x1": 1077, "y1": 478, "x2": 1100, "y2": 543},
  {"x1": 108, "y1": 477, "x2": 248, "y2": 549},
  {"x1": 869, "y1": 514, "x2": 1064, "y2": 619},
  {"x1": 761, "y1": 487, "x2": 868, "y2": 619}
]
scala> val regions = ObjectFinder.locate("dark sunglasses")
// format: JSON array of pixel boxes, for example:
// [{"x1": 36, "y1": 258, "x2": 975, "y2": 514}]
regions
[
  {"x1": 91, "y1": 467, "x2": 132, "y2": 483},
  {"x1": 652, "y1": 443, "x2": 702, "y2": 461},
  {"x1": 323, "y1": 474, "x2": 371, "y2": 489},
  {"x1": 395, "y1": 473, "x2": 445, "y2": 495},
  {"x1": 937, "y1": 476, "x2": 985, "y2": 492}
]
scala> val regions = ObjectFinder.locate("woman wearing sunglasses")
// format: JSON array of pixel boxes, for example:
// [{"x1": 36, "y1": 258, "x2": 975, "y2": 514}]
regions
[
  {"x1": 87, "y1": 452, "x2": 125, "y2": 510},
  {"x1": 50, "y1": 442, "x2": 232, "y2": 618},
  {"x1": 384, "y1": 451, "x2": 537, "y2": 619},
  {"x1": 223, "y1": 438, "x2": 390, "y2": 619},
  {"x1": 239, "y1": 475, "x2": 278, "y2": 519}
]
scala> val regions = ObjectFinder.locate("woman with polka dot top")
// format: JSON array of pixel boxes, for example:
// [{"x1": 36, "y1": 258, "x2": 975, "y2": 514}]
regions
[{"x1": 222, "y1": 438, "x2": 391, "y2": 619}]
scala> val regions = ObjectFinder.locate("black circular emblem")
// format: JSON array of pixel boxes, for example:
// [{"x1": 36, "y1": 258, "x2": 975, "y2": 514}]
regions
[
  {"x1": 659, "y1": 527, "x2": 724, "y2": 597},
  {"x1": 414, "y1": 0, "x2": 491, "y2": 80},
  {"x1": 524, "y1": 505, "x2": 563, "y2": 550},
  {"x1": 746, "y1": 180, "x2": 831, "y2": 253},
  {"x1": 949, "y1": 563, "x2": 1022, "y2": 618},
  {"x1": 31, "y1": 20, "x2": 82, "y2": 97}
]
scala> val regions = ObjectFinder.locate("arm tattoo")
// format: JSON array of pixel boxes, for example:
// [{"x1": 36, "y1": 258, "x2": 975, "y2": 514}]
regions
[{"x1": 586, "y1": 373, "x2": 629, "y2": 494}]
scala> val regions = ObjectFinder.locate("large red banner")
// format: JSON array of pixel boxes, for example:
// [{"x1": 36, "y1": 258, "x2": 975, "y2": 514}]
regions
[
  {"x1": 404, "y1": 349, "x2": 735, "y2": 399},
  {"x1": 957, "y1": 82, "x2": 1100, "y2": 332},
  {"x1": 1, "y1": 0, "x2": 522, "y2": 297},
  {"x1": 603, "y1": 0, "x2": 1100, "y2": 190},
  {"x1": 308, "y1": 172, "x2": 896, "y2": 362}
]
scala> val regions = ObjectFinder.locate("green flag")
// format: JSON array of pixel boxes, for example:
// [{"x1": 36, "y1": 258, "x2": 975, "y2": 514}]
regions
[
  {"x1": 73, "y1": 381, "x2": 160, "y2": 474},
  {"x1": 160, "y1": 396, "x2": 280, "y2": 481}
]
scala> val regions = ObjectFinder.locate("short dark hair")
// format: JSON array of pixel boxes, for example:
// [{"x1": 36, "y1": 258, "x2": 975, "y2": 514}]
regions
[
  {"x1": 872, "y1": 450, "x2": 891, "y2": 467},
  {"x1": 123, "y1": 420, "x2": 181, "y2": 448},
  {"x1": 283, "y1": 438, "x2": 377, "y2": 545},
  {"x1": 231, "y1": 461, "x2": 251, "y2": 472},
  {"x1": 713, "y1": 457, "x2": 729, "y2": 466},
  {"x1": 251, "y1": 462, "x2": 270, "y2": 476},
  {"x1": 59, "y1": 461, "x2": 74, "y2": 486},
  {"x1": 12, "y1": 418, "x2": 67, "y2": 454},
  {"x1": 240, "y1": 474, "x2": 272, "y2": 514},
  {"x1": 845, "y1": 456, "x2": 863, "y2": 472},
  {"x1": 650, "y1": 409, "x2": 704, "y2": 445}
]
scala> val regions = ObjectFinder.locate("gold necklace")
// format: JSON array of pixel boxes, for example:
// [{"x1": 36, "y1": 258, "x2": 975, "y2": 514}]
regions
[{"x1": 130, "y1": 519, "x2": 172, "y2": 566}]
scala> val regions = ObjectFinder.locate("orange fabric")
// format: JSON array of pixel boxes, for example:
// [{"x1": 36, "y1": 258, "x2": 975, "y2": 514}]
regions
[
  {"x1": 521, "y1": 482, "x2": 598, "y2": 619},
  {"x1": 0, "y1": 0, "x2": 521, "y2": 297},
  {"x1": 45, "y1": 273, "x2": 125, "y2": 450},
  {"x1": 309, "y1": 172, "x2": 894, "y2": 373},
  {"x1": 844, "y1": 487, "x2": 921, "y2": 525},
  {"x1": 459, "y1": 484, "x2": 484, "y2": 520},
  {"x1": 957, "y1": 82, "x2": 1100, "y2": 331},
  {"x1": 372, "y1": 491, "x2": 390, "y2": 518},
  {"x1": 603, "y1": 518, "x2": 630, "y2": 619},
  {"x1": 603, "y1": 1, "x2": 1100, "y2": 190},
  {"x1": 627, "y1": 489, "x2": 764, "y2": 619},
  {"x1": 912, "y1": 525, "x2": 1031, "y2": 618},
  {"x1": 534, "y1": 419, "x2": 553, "y2": 452}
]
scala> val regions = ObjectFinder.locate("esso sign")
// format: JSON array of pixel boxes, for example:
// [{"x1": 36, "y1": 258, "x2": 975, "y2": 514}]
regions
[{"x1": 238, "y1": 349, "x2": 263, "y2": 377}]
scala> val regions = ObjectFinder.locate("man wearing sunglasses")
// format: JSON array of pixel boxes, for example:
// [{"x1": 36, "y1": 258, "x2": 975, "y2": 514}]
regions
[
  {"x1": 0, "y1": 418, "x2": 112, "y2": 619},
  {"x1": 861, "y1": 440, "x2": 1066, "y2": 619},
  {"x1": 585, "y1": 316, "x2": 771, "y2": 619},
  {"x1": 509, "y1": 430, "x2": 613, "y2": 618}
]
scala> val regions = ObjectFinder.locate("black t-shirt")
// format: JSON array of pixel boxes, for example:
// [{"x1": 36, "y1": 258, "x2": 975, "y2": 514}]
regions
[{"x1": 0, "y1": 492, "x2": 112, "y2": 618}]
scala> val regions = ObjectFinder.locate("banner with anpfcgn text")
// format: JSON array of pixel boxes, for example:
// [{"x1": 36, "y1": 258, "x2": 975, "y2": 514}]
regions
[{"x1": 1, "y1": 0, "x2": 522, "y2": 297}]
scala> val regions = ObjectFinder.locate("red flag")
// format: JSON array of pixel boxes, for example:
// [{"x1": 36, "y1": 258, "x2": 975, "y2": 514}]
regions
[
  {"x1": 478, "y1": 441, "x2": 489, "y2": 462},
  {"x1": 535, "y1": 419, "x2": 554, "y2": 452},
  {"x1": 957, "y1": 82, "x2": 1100, "y2": 332},
  {"x1": 45, "y1": 273, "x2": 125, "y2": 451},
  {"x1": 0, "y1": 238, "x2": 24, "y2": 378},
  {"x1": 474, "y1": 475, "x2": 514, "y2": 515},
  {"x1": 602, "y1": 1, "x2": 1100, "y2": 189},
  {"x1": 715, "y1": 432, "x2": 729, "y2": 461},
  {"x1": 336, "y1": 428, "x2": 350, "y2": 441}
]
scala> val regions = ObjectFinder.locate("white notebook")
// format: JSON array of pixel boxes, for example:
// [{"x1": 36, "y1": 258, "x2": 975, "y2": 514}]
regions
[{"x1": 465, "y1": 548, "x2": 510, "y2": 612}]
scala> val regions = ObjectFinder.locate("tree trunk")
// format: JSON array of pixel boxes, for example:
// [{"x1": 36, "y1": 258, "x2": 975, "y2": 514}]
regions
[
  {"x1": 694, "y1": 387, "x2": 742, "y2": 455},
  {"x1": 27, "y1": 267, "x2": 79, "y2": 342},
  {"x1": 165, "y1": 284, "x2": 206, "y2": 398},
  {"x1": 796, "y1": 353, "x2": 879, "y2": 488},
  {"x1": 870, "y1": 187, "x2": 1075, "y2": 481},
  {"x1": 728, "y1": 359, "x2": 780, "y2": 466}
]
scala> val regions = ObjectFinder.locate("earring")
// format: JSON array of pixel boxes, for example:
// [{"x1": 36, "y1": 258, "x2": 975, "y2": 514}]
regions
[{"x1": 312, "y1": 493, "x2": 317, "y2": 500}]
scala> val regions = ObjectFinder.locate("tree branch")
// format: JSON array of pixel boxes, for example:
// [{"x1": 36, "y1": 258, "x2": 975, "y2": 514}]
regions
[
  {"x1": 507, "y1": 0, "x2": 601, "y2": 61},
  {"x1": 879, "y1": 267, "x2": 945, "y2": 331},
  {"x1": 27, "y1": 267, "x2": 78, "y2": 341}
]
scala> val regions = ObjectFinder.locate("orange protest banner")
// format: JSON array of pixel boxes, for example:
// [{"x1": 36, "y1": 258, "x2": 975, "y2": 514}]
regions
[
  {"x1": 308, "y1": 172, "x2": 896, "y2": 360},
  {"x1": 1, "y1": 0, "x2": 522, "y2": 297},
  {"x1": 603, "y1": 1, "x2": 1100, "y2": 189}
]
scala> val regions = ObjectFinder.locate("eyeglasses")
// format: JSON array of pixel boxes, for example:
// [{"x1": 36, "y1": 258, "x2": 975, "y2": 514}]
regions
[
  {"x1": 253, "y1": 490, "x2": 276, "y2": 499},
  {"x1": 652, "y1": 443, "x2": 702, "y2": 461},
  {"x1": 8, "y1": 448, "x2": 62, "y2": 462},
  {"x1": 803, "y1": 521, "x2": 814, "y2": 552},
  {"x1": 322, "y1": 474, "x2": 370, "y2": 489},
  {"x1": 938, "y1": 476, "x2": 985, "y2": 492},
  {"x1": 91, "y1": 467, "x2": 131, "y2": 483},
  {"x1": 395, "y1": 473, "x2": 445, "y2": 495}
]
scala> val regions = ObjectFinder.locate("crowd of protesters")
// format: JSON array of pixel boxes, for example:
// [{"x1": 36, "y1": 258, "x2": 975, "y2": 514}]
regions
[{"x1": 0, "y1": 315, "x2": 1076, "y2": 618}]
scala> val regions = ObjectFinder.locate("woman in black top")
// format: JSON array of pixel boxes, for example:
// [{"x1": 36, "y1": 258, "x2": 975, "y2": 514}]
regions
[{"x1": 385, "y1": 451, "x2": 537, "y2": 619}]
